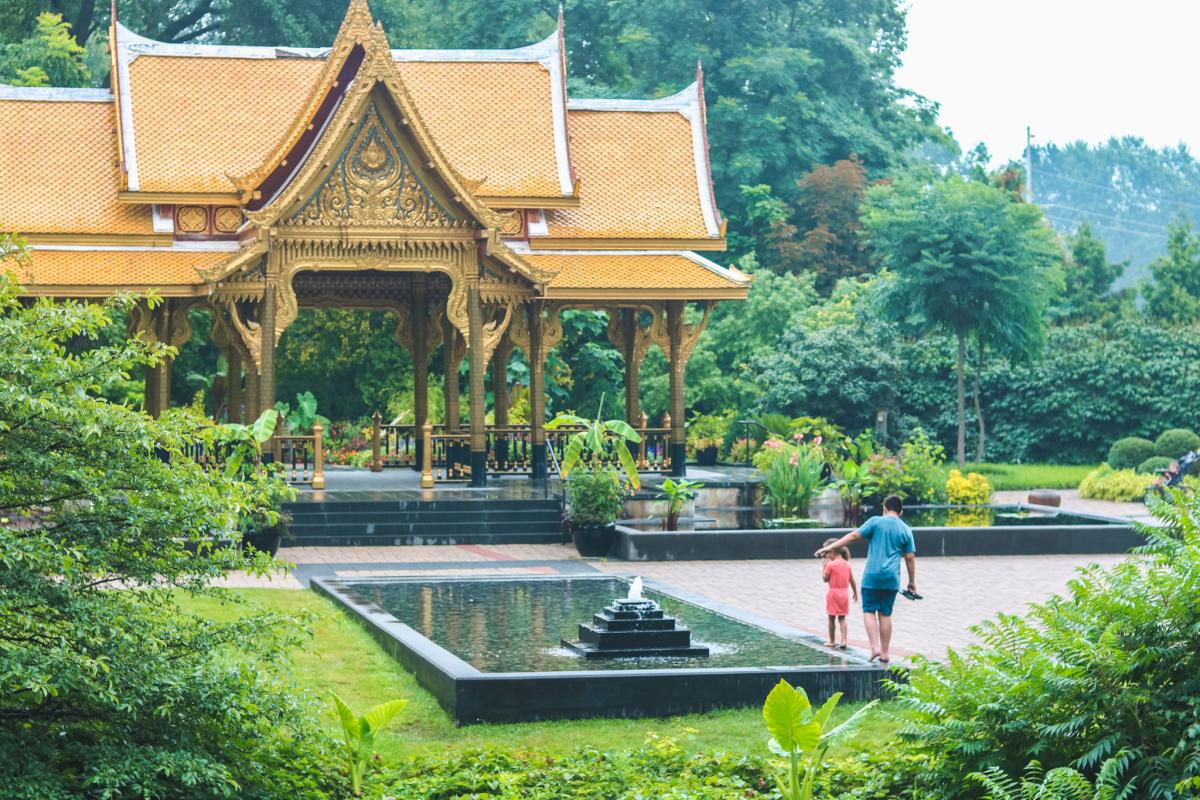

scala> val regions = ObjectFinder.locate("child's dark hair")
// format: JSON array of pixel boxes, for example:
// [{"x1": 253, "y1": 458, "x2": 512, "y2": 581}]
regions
[
  {"x1": 822, "y1": 537, "x2": 851, "y2": 560},
  {"x1": 883, "y1": 494, "x2": 904, "y2": 514}
]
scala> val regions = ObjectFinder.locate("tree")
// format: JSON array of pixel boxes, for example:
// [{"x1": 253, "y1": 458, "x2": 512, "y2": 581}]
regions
[
  {"x1": 770, "y1": 158, "x2": 874, "y2": 292},
  {"x1": 1142, "y1": 215, "x2": 1200, "y2": 326},
  {"x1": 864, "y1": 176, "x2": 1063, "y2": 464},
  {"x1": 0, "y1": 241, "x2": 335, "y2": 796},
  {"x1": 1054, "y1": 222, "x2": 1133, "y2": 323},
  {"x1": 0, "y1": 12, "x2": 89, "y2": 87}
]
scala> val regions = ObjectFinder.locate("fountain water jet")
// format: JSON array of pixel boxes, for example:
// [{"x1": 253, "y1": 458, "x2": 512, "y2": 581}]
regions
[{"x1": 562, "y1": 576, "x2": 709, "y2": 660}]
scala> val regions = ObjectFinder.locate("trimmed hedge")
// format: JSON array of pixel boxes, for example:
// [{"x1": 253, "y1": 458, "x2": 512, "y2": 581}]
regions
[
  {"x1": 1154, "y1": 428, "x2": 1200, "y2": 458},
  {"x1": 1106, "y1": 437, "x2": 1155, "y2": 470},
  {"x1": 1079, "y1": 465, "x2": 1153, "y2": 502},
  {"x1": 1138, "y1": 455, "x2": 1175, "y2": 475}
]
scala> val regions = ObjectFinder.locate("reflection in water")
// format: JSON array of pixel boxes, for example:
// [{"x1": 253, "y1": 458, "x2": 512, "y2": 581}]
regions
[
  {"x1": 350, "y1": 578, "x2": 847, "y2": 673},
  {"x1": 623, "y1": 504, "x2": 1108, "y2": 531}
]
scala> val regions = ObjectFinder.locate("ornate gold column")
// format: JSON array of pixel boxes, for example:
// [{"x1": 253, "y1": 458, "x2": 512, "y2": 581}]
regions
[
  {"x1": 245, "y1": 368, "x2": 261, "y2": 422},
  {"x1": 411, "y1": 275, "x2": 430, "y2": 472},
  {"x1": 442, "y1": 314, "x2": 463, "y2": 433},
  {"x1": 466, "y1": 277, "x2": 487, "y2": 486},
  {"x1": 655, "y1": 301, "x2": 713, "y2": 477},
  {"x1": 527, "y1": 304, "x2": 546, "y2": 479},
  {"x1": 666, "y1": 301, "x2": 686, "y2": 475},
  {"x1": 607, "y1": 307, "x2": 656, "y2": 427},
  {"x1": 227, "y1": 349, "x2": 243, "y2": 423},
  {"x1": 130, "y1": 298, "x2": 191, "y2": 417},
  {"x1": 259, "y1": 281, "x2": 278, "y2": 436},
  {"x1": 490, "y1": 334, "x2": 513, "y2": 467}
]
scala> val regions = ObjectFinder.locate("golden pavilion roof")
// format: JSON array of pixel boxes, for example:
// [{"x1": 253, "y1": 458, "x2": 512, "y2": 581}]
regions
[{"x1": 0, "y1": 1, "x2": 743, "y2": 301}]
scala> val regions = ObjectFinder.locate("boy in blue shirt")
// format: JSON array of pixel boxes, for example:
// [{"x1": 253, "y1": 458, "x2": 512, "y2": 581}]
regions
[{"x1": 815, "y1": 495, "x2": 917, "y2": 664}]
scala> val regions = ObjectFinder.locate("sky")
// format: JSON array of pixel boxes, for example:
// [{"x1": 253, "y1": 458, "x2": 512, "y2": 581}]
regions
[{"x1": 894, "y1": 0, "x2": 1200, "y2": 165}]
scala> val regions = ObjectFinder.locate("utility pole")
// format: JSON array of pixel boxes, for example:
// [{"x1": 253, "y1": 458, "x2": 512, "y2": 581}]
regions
[{"x1": 1024, "y1": 126, "x2": 1034, "y2": 204}]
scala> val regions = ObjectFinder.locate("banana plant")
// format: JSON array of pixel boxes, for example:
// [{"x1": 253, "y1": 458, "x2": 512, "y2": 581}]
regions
[
  {"x1": 763, "y1": 679, "x2": 877, "y2": 800},
  {"x1": 545, "y1": 395, "x2": 642, "y2": 490},
  {"x1": 219, "y1": 408, "x2": 279, "y2": 476},
  {"x1": 332, "y1": 693, "x2": 408, "y2": 797},
  {"x1": 656, "y1": 478, "x2": 704, "y2": 531}
]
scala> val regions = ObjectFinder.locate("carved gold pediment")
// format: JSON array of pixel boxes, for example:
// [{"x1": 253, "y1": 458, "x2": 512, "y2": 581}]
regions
[{"x1": 286, "y1": 100, "x2": 466, "y2": 229}]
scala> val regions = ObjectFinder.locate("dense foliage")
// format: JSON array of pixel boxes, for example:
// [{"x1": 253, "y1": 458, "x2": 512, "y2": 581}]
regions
[
  {"x1": 0, "y1": 263, "x2": 337, "y2": 797},
  {"x1": 894, "y1": 493, "x2": 1200, "y2": 798}
]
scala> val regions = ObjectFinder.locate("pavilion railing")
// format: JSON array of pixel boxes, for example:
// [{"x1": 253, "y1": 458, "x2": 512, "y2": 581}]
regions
[
  {"x1": 273, "y1": 420, "x2": 326, "y2": 489},
  {"x1": 387, "y1": 413, "x2": 673, "y2": 482},
  {"x1": 183, "y1": 421, "x2": 325, "y2": 488}
]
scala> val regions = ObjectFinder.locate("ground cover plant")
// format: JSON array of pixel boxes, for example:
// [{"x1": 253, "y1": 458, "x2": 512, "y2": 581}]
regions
[
  {"x1": 944, "y1": 463, "x2": 1098, "y2": 491},
  {"x1": 0, "y1": 267, "x2": 339, "y2": 797},
  {"x1": 893, "y1": 491, "x2": 1200, "y2": 797}
]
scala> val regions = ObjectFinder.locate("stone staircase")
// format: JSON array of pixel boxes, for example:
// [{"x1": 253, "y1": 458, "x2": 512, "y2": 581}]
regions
[{"x1": 282, "y1": 495, "x2": 563, "y2": 546}]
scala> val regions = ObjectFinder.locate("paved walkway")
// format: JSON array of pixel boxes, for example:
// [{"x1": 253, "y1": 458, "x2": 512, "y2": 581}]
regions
[{"x1": 213, "y1": 490, "x2": 1150, "y2": 660}]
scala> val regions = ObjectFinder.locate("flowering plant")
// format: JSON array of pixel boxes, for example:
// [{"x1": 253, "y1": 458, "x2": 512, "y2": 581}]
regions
[{"x1": 753, "y1": 437, "x2": 828, "y2": 518}]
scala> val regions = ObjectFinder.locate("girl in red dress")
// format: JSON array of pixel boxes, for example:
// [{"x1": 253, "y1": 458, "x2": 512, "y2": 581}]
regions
[{"x1": 821, "y1": 538, "x2": 858, "y2": 649}]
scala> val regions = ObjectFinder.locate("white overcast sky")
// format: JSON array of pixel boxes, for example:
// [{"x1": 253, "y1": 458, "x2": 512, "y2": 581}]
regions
[{"x1": 894, "y1": 0, "x2": 1200, "y2": 164}]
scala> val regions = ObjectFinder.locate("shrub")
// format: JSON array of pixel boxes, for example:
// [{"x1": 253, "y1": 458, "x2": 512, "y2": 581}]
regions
[
  {"x1": 1137, "y1": 455, "x2": 1174, "y2": 475},
  {"x1": 1078, "y1": 465, "x2": 1153, "y2": 502},
  {"x1": 1154, "y1": 427, "x2": 1200, "y2": 458},
  {"x1": 686, "y1": 410, "x2": 733, "y2": 456},
  {"x1": 899, "y1": 428, "x2": 946, "y2": 502},
  {"x1": 892, "y1": 494, "x2": 1200, "y2": 798},
  {"x1": 862, "y1": 452, "x2": 906, "y2": 499},
  {"x1": 754, "y1": 438, "x2": 829, "y2": 518},
  {"x1": 565, "y1": 467, "x2": 626, "y2": 525},
  {"x1": 946, "y1": 469, "x2": 990, "y2": 504},
  {"x1": 1106, "y1": 436, "x2": 1155, "y2": 470}
]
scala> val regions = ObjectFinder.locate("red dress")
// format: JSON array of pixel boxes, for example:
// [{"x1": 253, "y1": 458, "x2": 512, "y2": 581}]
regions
[{"x1": 824, "y1": 559, "x2": 852, "y2": 616}]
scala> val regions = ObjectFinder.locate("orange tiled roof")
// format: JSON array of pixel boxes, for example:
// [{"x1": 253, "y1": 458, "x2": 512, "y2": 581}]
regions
[
  {"x1": 0, "y1": 90, "x2": 152, "y2": 236},
  {"x1": 541, "y1": 88, "x2": 722, "y2": 243},
  {"x1": 525, "y1": 251, "x2": 748, "y2": 296},
  {"x1": 18, "y1": 248, "x2": 230, "y2": 287},
  {"x1": 117, "y1": 26, "x2": 572, "y2": 199}
]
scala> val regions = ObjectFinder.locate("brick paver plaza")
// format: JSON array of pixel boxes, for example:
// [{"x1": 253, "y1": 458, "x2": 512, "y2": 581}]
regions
[{"x1": 228, "y1": 540, "x2": 1129, "y2": 661}]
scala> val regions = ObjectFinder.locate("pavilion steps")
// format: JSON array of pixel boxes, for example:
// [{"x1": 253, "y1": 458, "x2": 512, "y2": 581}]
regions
[{"x1": 281, "y1": 497, "x2": 563, "y2": 546}]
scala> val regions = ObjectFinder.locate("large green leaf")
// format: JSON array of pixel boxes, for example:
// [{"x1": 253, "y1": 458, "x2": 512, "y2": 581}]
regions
[
  {"x1": 616, "y1": 442, "x2": 640, "y2": 490},
  {"x1": 763, "y1": 679, "x2": 818, "y2": 753},
  {"x1": 603, "y1": 419, "x2": 642, "y2": 442},
  {"x1": 363, "y1": 698, "x2": 407, "y2": 735},
  {"x1": 545, "y1": 414, "x2": 588, "y2": 430},
  {"x1": 332, "y1": 692, "x2": 359, "y2": 744}
]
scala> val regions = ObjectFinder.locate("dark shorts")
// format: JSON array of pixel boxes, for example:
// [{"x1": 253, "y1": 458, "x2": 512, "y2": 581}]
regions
[{"x1": 862, "y1": 588, "x2": 897, "y2": 615}]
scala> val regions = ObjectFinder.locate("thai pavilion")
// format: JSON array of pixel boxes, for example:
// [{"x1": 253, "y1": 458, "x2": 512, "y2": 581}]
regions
[{"x1": 0, "y1": 0, "x2": 748, "y2": 485}]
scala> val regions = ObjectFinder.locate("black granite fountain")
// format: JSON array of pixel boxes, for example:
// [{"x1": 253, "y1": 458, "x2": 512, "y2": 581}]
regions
[{"x1": 562, "y1": 577, "x2": 710, "y2": 660}]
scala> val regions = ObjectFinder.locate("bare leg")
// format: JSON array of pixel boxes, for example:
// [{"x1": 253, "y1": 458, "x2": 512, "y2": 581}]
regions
[
  {"x1": 826, "y1": 616, "x2": 836, "y2": 646},
  {"x1": 879, "y1": 614, "x2": 893, "y2": 661},
  {"x1": 838, "y1": 615, "x2": 848, "y2": 647},
  {"x1": 863, "y1": 611, "x2": 881, "y2": 659}
]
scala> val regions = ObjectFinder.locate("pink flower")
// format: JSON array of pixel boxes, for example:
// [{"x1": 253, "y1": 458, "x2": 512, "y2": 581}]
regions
[
  {"x1": 764, "y1": 439, "x2": 782, "y2": 449},
  {"x1": 794, "y1": 432, "x2": 804, "y2": 441},
  {"x1": 813, "y1": 435, "x2": 823, "y2": 446},
  {"x1": 788, "y1": 453, "x2": 798, "y2": 466}
]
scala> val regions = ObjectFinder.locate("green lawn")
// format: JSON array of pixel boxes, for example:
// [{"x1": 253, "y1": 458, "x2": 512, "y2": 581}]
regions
[
  {"x1": 943, "y1": 462, "x2": 1097, "y2": 492},
  {"x1": 182, "y1": 588, "x2": 901, "y2": 761}
]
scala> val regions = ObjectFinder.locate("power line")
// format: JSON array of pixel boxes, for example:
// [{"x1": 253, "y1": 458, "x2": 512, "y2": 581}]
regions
[
  {"x1": 1039, "y1": 203, "x2": 1172, "y2": 234},
  {"x1": 1041, "y1": 213, "x2": 1165, "y2": 241},
  {"x1": 1035, "y1": 167, "x2": 1200, "y2": 213}
]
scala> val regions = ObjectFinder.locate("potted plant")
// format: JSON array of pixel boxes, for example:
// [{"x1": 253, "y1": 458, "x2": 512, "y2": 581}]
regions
[
  {"x1": 686, "y1": 412, "x2": 732, "y2": 466},
  {"x1": 656, "y1": 477, "x2": 704, "y2": 531},
  {"x1": 547, "y1": 396, "x2": 641, "y2": 557}
]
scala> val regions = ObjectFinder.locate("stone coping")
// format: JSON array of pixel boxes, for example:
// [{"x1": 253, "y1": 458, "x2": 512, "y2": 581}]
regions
[
  {"x1": 312, "y1": 574, "x2": 885, "y2": 724},
  {"x1": 613, "y1": 504, "x2": 1141, "y2": 562}
]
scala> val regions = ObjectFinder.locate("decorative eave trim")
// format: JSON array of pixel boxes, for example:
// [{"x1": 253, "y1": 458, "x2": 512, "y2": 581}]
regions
[
  {"x1": 19, "y1": 284, "x2": 214, "y2": 298},
  {"x1": 569, "y1": 81, "x2": 721, "y2": 238},
  {"x1": 23, "y1": 233, "x2": 177, "y2": 246},
  {"x1": 28, "y1": 240, "x2": 240, "y2": 252},
  {"x1": 527, "y1": 236, "x2": 727, "y2": 251},
  {"x1": 0, "y1": 86, "x2": 112, "y2": 102},
  {"x1": 511, "y1": 245, "x2": 751, "y2": 288},
  {"x1": 478, "y1": 195, "x2": 580, "y2": 209},
  {"x1": 543, "y1": 286, "x2": 748, "y2": 300},
  {"x1": 117, "y1": 190, "x2": 243, "y2": 204},
  {"x1": 114, "y1": 21, "x2": 140, "y2": 190}
]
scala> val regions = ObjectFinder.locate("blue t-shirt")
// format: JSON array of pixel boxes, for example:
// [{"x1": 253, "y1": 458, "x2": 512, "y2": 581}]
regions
[{"x1": 858, "y1": 514, "x2": 916, "y2": 590}]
